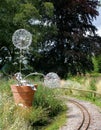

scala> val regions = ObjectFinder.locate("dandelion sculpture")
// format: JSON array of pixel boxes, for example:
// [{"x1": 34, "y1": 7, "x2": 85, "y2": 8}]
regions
[
  {"x1": 23, "y1": 72, "x2": 61, "y2": 88},
  {"x1": 11, "y1": 29, "x2": 35, "y2": 107},
  {"x1": 44, "y1": 72, "x2": 61, "y2": 88},
  {"x1": 12, "y1": 29, "x2": 60, "y2": 89},
  {"x1": 12, "y1": 29, "x2": 32, "y2": 73},
  {"x1": 12, "y1": 29, "x2": 32, "y2": 49}
]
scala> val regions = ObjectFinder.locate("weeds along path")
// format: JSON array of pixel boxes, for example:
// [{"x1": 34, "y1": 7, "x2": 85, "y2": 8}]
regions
[{"x1": 59, "y1": 97, "x2": 101, "y2": 130}]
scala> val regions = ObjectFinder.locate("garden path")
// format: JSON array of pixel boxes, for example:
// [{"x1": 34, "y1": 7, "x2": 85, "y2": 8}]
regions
[{"x1": 59, "y1": 97, "x2": 101, "y2": 130}]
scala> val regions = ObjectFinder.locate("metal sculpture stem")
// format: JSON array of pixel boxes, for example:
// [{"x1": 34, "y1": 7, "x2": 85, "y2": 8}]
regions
[
  {"x1": 19, "y1": 49, "x2": 22, "y2": 74},
  {"x1": 24, "y1": 72, "x2": 45, "y2": 80}
]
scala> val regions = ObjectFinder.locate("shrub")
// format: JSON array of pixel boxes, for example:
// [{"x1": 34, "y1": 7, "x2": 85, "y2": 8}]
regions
[
  {"x1": 33, "y1": 84, "x2": 65, "y2": 117},
  {"x1": 92, "y1": 55, "x2": 101, "y2": 73}
]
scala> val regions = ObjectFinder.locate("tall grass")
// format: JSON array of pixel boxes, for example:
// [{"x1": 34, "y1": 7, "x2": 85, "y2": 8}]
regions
[
  {"x1": 0, "y1": 79, "x2": 66, "y2": 130},
  {"x1": 62, "y1": 75, "x2": 101, "y2": 103},
  {"x1": 33, "y1": 85, "x2": 65, "y2": 117}
]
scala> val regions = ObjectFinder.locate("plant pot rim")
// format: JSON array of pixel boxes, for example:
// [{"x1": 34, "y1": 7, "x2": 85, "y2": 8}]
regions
[{"x1": 11, "y1": 84, "x2": 38, "y2": 87}]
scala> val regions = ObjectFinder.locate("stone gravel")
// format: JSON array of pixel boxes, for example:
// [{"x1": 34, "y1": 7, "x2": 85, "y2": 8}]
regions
[{"x1": 60, "y1": 97, "x2": 101, "y2": 130}]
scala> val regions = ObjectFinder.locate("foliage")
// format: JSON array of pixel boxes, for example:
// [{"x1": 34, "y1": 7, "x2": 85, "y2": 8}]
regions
[
  {"x1": 0, "y1": 79, "x2": 66, "y2": 129},
  {"x1": 92, "y1": 55, "x2": 101, "y2": 73},
  {"x1": 0, "y1": 78, "x2": 13, "y2": 92},
  {"x1": 0, "y1": 0, "x2": 101, "y2": 77},
  {"x1": 33, "y1": 84, "x2": 66, "y2": 117},
  {"x1": 91, "y1": 79, "x2": 96, "y2": 91},
  {"x1": 62, "y1": 75, "x2": 100, "y2": 101},
  {"x1": 44, "y1": 112, "x2": 66, "y2": 130},
  {"x1": 0, "y1": 94, "x2": 48, "y2": 130},
  {"x1": 30, "y1": 0, "x2": 101, "y2": 77}
]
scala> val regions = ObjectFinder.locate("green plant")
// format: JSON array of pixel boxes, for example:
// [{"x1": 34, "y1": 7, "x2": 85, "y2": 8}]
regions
[
  {"x1": 33, "y1": 84, "x2": 66, "y2": 117},
  {"x1": 0, "y1": 79, "x2": 66, "y2": 129},
  {"x1": 44, "y1": 112, "x2": 66, "y2": 130},
  {"x1": 0, "y1": 79, "x2": 14, "y2": 93},
  {"x1": 92, "y1": 55, "x2": 101, "y2": 73},
  {"x1": 89, "y1": 79, "x2": 96, "y2": 91}
]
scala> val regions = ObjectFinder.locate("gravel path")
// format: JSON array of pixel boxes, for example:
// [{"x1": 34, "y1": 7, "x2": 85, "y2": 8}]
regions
[{"x1": 59, "y1": 97, "x2": 101, "y2": 130}]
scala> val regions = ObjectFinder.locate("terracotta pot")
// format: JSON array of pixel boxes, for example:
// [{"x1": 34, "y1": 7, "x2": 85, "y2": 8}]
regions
[{"x1": 11, "y1": 84, "x2": 37, "y2": 107}]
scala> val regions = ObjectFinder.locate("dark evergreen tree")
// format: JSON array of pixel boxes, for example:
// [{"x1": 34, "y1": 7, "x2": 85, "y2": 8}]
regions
[{"x1": 34, "y1": 0, "x2": 100, "y2": 77}]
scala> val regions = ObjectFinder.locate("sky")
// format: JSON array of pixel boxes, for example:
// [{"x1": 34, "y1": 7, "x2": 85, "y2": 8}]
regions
[{"x1": 93, "y1": 7, "x2": 101, "y2": 36}]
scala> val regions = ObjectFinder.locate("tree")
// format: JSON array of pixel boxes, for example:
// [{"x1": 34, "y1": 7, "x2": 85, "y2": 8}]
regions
[
  {"x1": 33, "y1": 0, "x2": 100, "y2": 77},
  {"x1": 0, "y1": 0, "x2": 57, "y2": 74},
  {"x1": 0, "y1": 0, "x2": 41, "y2": 74},
  {"x1": 0, "y1": 0, "x2": 100, "y2": 77}
]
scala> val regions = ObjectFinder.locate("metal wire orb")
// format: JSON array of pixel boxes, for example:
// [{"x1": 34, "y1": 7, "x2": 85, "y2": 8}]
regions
[
  {"x1": 12, "y1": 29, "x2": 32, "y2": 49},
  {"x1": 44, "y1": 72, "x2": 61, "y2": 88}
]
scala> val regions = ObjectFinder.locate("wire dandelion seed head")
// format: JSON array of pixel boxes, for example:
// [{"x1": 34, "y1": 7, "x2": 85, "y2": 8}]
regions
[
  {"x1": 12, "y1": 29, "x2": 32, "y2": 50},
  {"x1": 44, "y1": 72, "x2": 61, "y2": 88}
]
